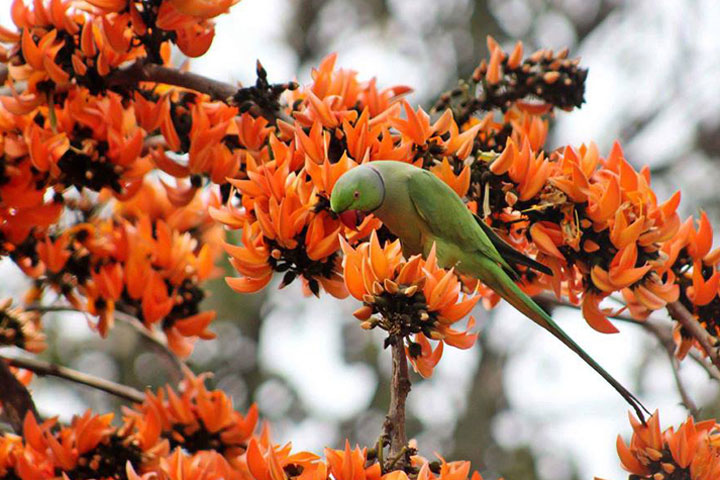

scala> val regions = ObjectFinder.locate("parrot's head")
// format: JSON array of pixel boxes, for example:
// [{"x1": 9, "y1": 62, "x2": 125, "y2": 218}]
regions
[{"x1": 330, "y1": 165, "x2": 385, "y2": 229}]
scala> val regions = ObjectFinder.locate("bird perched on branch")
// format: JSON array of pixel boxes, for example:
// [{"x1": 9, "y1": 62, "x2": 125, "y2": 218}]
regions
[{"x1": 330, "y1": 160, "x2": 648, "y2": 421}]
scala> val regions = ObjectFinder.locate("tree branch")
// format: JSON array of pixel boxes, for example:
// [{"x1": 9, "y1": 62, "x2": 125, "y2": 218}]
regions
[
  {"x1": 2, "y1": 62, "x2": 292, "y2": 122},
  {"x1": 382, "y1": 336, "x2": 411, "y2": 472},
  {"x1": 26, "y1": 303, "x2": 186, "y2": 381},
  {"x1": 667, "y1": 301, "x2": 720, "y2": 372},
  {"x1": 114, "y1": 309, "x2": 186, "y2": 381},
  {"x1": 0, "y1": 359, "x2": 39, "y2": 433},
  {"x1": 668, "y1": 352, "x2": 699, "y2": 415},
  {"x1": 1, "y1": 355, "x2": 145, "y2": 403},
  {"x1": 106, "y1": 61, "x2": 238, "y2": 102},
  {"x1": 534, "y1": 292, "x2": 651, "y2": 325},
  {"x1": 106, "y1": 61, "x2": 293, "y2": 123},
  {"x1": 536, "y1": 293, "x2": 702, "y2": 414},
  {"x1": 688, "y1": 353, "x2": 720, "y2": 384},
  {"x1": 642, "y1": 316, "x2": 699, "y2": 415}
]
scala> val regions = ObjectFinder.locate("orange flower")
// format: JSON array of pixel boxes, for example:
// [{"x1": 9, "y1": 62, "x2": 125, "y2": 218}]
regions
[
  {"x1": 243, "y1": 437, "x2": 324, "y2": 480},
  {"x1": 126, "y1": 373, "x2": 258, "y2": 464},
  {"x1": 617, "y1": 412, "x2": 720, "y2": 480},
  {"x1": 168, "y1": 0, "x2": 239, "y2": 18},
  {"x1": 413, "y1": 456, "x2": 489, "y2": 480},
  {"x1": 186, "y1": 100, "x2": 241, "y2": 183},
  {"x1": 16, "y1": 410, "x2": 144, "y2": 478},
  {"x1": 325, "y1": 442, "x2": 381, "y2": 480},
  {"x1": 0, "y1": 434, "x2": 23, "y2": 479},
  {"x1": 219, "y1": 145, "x2": 352, "y2": 298},
  {"x1": 341, "y1": 233, "x2": 478, "y2": 377},
  {"x1": 430, "y1": 158, "x2": 470, "y2": 197}
]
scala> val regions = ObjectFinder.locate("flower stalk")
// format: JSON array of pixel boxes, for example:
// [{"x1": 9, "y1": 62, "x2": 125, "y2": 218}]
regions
[
  {"x1": 383, "y1": 334, "x2": 412, "y2": 471},
  {"x1": 2, "y1": 355, "x2": 144, "y2": 403}
]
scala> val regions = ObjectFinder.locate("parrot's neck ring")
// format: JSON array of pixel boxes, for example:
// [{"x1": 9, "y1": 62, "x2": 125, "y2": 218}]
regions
[{"x1": 366, "y1": 165, "x2": 385, "y2": 213}]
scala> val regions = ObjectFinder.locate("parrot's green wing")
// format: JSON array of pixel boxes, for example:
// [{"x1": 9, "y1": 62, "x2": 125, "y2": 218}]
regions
[
  {"x1": 405, "y1": 167, "x2": 648, "y2": 422},
  {"x1": 406, "y1": 169, "x2": 513, "y2": 272},
  {"x1": 474, "y1": 215, "x2": 553, "y2": 276}
]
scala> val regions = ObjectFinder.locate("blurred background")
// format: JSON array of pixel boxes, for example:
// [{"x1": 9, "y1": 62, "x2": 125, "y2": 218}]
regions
[{"x1": 3, "y1": 1, "x2": 720, "y2": 479}]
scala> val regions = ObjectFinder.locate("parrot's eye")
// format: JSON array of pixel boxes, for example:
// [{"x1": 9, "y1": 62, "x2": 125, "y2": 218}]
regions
[{"x1": 353, "y1": 190, "x2": 360, "y2": 199}]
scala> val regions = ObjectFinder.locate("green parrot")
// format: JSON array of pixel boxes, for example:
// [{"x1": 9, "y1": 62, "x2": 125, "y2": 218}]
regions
[{"x1": 330, "y1": 160, "x2": 648, "y2": 420}]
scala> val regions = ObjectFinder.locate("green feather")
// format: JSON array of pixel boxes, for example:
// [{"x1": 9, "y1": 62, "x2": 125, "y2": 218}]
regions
[{"x1": 363, "y1": 161, "x2": 648, "y2": 421}]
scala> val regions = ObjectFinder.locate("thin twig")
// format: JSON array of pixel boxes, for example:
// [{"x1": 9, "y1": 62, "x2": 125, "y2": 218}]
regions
[
  {"x1": 384, "y1": 447, "x2": 408, "y2": 471},
  {"x1": 114, "y1": 310, "x2": 186, "y2": 380},
  {"x1": 537, "y1": 293, "x2": 702, "y2": 414},
  {"x1": 0, "y1": 359, "x2": 39, "y2": 433},
  {"x1": 26, "y1": 303, "x2": 186, "y2": 379},
  {"x1": 642, "y1": 317, "x2": 699, "y2": 415},
  {"x1": 2, "y1": 355, "x2": 145, "y2": 403},
  {"x1": 668, "y1": 353, "x2": 699, "y2": 415},
  {"x1": 382, "y1": 336, "x2": 411, "y2": 472},
  {"x1": 667, "y1": 301, "x2": 720, "y2": 372},
  {"x1": 689, "y1": 351, "x2": 720, "y2": 382},
  {"x1": 24, "y1": 305, "x2": 76, "y2": 313},
  {"x1": 375, "y1": 434, "x2": 386, "y2": 471},
  {"x1": 534, "y1": 292, "x2": 650, "y2": 325}
]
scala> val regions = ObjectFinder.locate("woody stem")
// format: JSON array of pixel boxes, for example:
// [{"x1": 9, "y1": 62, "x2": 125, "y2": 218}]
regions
[
  {"x1": 26, "y1": 303, "x2": 186, "y2": 382},
  {"x1": 106, "y1": 61, "x2": 239, "y2": 101},
  {"x1": 0, "y1": 359, "x2": 39, "y2": 433},
  {"x1": 1, "y1": 354, "x2": 145, "y2": 403},
  {"x1": 383, "y1": 335, "x2": 411, "y2": 471},
  {"x1": 667, "y1": 301, "x2": 720, "y2": 372}
]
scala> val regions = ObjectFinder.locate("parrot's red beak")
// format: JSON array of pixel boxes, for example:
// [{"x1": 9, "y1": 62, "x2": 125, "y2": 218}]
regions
[{"x1": 338, "y1": 210, "x2": 366, "y2": 230}]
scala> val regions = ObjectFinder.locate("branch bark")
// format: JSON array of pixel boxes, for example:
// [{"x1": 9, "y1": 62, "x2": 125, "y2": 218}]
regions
[
  {"x1": 667, "y1": 301, "x2": 720, "y2": 371},
  {"x1": 689, "y1": 350, "x2": 720, "y2": 382},
  {"x1": 2, "y1": 355, "x2": 145, "y2": 403},
  {"x1": 114, "y1": 309, "x2": 186, "y2": 382},
  {"x1": 642, "y1": 315, "x2": 699, "y2": 415},
  {"x1": 0, "y1": 360, "x2": 39, "y2": 433},
  {"x1": 26, "y1": 304, "x2": 186, "y2": 381},
  {"x1": 106, "y1": 61, "x2": 239, "y2": 101},
  {"x1": 1, "y1": 62, "x2": 291, "y2": 122},
  {"x1": 537, "y1": 293, "x2": 704, "y2": 414},
  {"x1": 383, "y1": 336, "x2": 411, "y2": 472}
]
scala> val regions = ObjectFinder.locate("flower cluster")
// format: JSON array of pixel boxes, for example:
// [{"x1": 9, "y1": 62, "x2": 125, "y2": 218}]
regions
[
  {"x1": 660, "y1": 213, "x2": 720, "y2": 359},
  {"x1": 341, "y1": 233, "x2": 478, "y2": 377},
  {"x1": 3, "y1": 0, "x2": 234, "y2": 96},
  {"x1": 123, "y1": 372, "x2": 259, "y2": 466},
  {"x1": 214, "y1": 52, "x2": 478, "y2": 301},
  {"x1": 0, "y1": 374, "x2": 257, "y2": 479},
  {"x1": 0, "y1": 374, "x2": 497, "y2": 480},
  {"x1": 470, "y1": 140, "x2": 681, "y2": 333},
  {"x1": 12, "y1": 182, "x2": 223, "y2": 357},
  {"x1": 423, "y1": 39, "x2": 693, "y2": 340},
  {"x1": 0, "y1": 299, "x2": 45, "y2": 353},
  {"x1": 433, "y1": 37, "x2": 588, "y2": 125},
  {"x1": 616, "y1": 412, "x2": 720, "y2": 480},
  {"x1": 0, "y1": 0, "x2": 244, "y2": 356}
]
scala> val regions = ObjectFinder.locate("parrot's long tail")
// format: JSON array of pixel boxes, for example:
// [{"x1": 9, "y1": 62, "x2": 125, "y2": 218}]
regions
[{"x1": 474, "y1": 258, "x2": 650, "y2": 422}]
